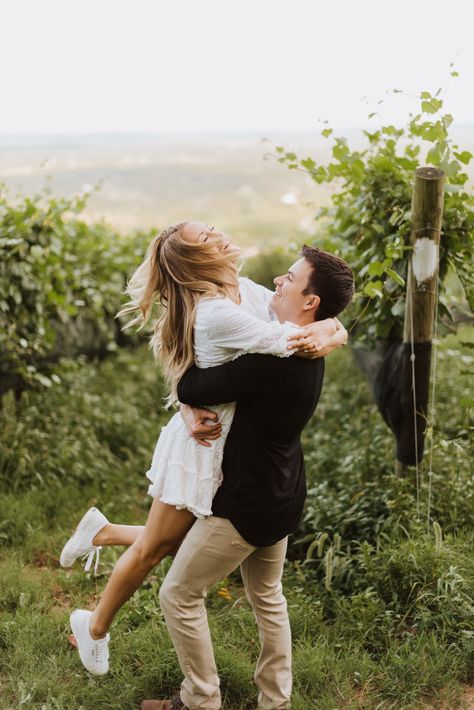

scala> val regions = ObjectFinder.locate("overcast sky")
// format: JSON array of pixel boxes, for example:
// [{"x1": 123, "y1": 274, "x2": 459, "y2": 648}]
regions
[{"x1": 1, "y1": 0, "x2": 473, "y2": 134}]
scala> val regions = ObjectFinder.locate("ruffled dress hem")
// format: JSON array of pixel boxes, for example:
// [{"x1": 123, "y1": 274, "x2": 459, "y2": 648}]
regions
[{"x1": 146, "y1": 485, "x2": 210, "y2": 519}]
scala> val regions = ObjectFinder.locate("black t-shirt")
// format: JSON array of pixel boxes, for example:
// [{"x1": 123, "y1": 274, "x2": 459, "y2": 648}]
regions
[{"x1": 177, "y1": 354, "x2": 324, "y2": 546}]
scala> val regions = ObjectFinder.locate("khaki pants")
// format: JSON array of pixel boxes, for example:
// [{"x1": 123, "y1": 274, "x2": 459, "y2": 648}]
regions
[{"x1": 159, "y1": 516, "x2": 291, "y2": 710}]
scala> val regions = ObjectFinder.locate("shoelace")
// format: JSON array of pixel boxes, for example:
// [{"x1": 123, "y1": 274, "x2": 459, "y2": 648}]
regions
[
  {"x1": 92, "y1": 637, "x2": 108, "y2": 664},
  {"x1": 82, "y1": 546, "x2": 101, "y2": 575}
]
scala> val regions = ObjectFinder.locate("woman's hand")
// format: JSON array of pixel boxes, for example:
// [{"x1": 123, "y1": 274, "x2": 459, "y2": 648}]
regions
[
  {"x1": 288, "y1": 318, "x2": 348, "y2": 358},
  {"x1": 287, "y1": 318, "x2": 338, "y2": 353},
  {"x1": 179, "y1": 404, "x2": 222, "y2": 447}
]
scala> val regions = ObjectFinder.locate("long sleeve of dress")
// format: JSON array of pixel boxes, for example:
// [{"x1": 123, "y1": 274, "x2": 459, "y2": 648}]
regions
[{"x1": 195, "y1": 298, "x2": 302, "y2": 363}]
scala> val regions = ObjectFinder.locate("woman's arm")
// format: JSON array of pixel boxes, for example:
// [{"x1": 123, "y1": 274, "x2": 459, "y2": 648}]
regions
[
  {"x1": 287, "y1": 318, "x2": 348, "y2": 357},
  {"x1": 198, "y1": 298, "x2": 303, "y2": 359}
]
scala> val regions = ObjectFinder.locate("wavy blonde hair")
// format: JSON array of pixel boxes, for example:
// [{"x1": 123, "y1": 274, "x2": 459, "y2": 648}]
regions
[{"x1": 117, "y1": 222, "x2": 241, "y2": 405}]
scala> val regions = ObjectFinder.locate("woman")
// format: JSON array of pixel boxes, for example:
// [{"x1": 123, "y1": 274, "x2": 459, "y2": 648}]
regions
[{"x1": 60, "y1": 221, "x2": 346, "y2": 675}]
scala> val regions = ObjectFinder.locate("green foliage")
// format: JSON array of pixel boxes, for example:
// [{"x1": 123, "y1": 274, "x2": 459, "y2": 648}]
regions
[
  {"x1": 286, "y1": 332, "x2": 474, "y2": 668},
  {"x1": 0, "y1": 188, "x2": 151, "y2": 395},
  {"x1": 302, "y1": 532, "x2": 474, "y2": 644},
  {"x1": 0, "y1": 348, "x2": 167, "y2": 494},
  {"x1": 297, "y1": 329, "x2": 473, "y2": 545},
  {"x1": 274, "y1": 85, "x2": 474, "y2": 343},
  {"x1": 0, "y1": 342, "x2": 472, "y2": 707}
]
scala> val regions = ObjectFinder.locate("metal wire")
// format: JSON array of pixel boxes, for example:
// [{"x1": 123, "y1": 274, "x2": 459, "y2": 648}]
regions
[
  {"x1": 408, "y1": 272, "x2": 421, "y2": 519},
  {"x1": 426, "y1": 268, "x2": 440, "y2": 532}
]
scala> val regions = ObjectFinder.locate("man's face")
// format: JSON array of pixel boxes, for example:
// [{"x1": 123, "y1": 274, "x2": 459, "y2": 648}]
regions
[{"x1": 271, "y1": 257, "x2": 318, "y2": 323}]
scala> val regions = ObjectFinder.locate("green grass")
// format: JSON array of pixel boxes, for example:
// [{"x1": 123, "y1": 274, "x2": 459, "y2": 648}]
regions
[{"x1": 0, "y1": 339, "x2": 473, "y2": 709}]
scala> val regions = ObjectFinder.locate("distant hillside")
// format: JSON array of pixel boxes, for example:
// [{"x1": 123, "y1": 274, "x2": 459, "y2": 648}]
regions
[{"x1": 1, "y1": 130, "x2": 472, "y2": 249}]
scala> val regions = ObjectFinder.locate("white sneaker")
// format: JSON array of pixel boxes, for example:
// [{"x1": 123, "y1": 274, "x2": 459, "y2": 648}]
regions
[
  {"x1": 70, "y1": 609, "x2": 110, "y2": 675},
  {"x1": 60, "y1": 507, "x2": 109, "y2": 574}
]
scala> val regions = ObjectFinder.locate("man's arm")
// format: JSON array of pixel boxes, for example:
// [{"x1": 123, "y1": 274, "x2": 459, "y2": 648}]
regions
[{"x1": 177, "y1": 354, "x2": 280, "y2": 407}]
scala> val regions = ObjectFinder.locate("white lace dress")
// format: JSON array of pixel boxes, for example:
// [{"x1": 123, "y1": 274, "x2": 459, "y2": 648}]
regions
[{"x1": 146, "y1": 277, "x2": 302, "y2": 517}]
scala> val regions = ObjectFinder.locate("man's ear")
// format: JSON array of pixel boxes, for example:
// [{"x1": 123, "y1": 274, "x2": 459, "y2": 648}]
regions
[{"x1": 303, "y1": 294, "x2": 320, "y2": 314}]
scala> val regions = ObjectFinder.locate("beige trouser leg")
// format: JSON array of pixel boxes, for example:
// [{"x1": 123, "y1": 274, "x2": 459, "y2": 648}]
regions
[
  {"x1": 159, "y1": 516, "x2": 291, "y2": 710},
  {"x1": 241, "y1": 538, "x2": 291, "y2": 709}
]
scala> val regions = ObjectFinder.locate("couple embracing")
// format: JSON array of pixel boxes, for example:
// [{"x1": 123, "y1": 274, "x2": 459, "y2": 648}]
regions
[{"x1": 60, "y1": 221, "x2": 354, "y2": 709}]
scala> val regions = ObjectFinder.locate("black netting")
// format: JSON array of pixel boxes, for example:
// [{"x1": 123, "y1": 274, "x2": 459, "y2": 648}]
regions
[{"x1": 353, "y1": 341, "x2": 432, "y2": 466}]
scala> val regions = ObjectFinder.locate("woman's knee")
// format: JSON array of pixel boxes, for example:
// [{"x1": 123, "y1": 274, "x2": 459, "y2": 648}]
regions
[{"x1": 132, "y1": 537, "x2": 174, "y2": 569}]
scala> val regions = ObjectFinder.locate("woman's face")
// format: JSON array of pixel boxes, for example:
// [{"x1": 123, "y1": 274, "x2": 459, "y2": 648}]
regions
[{"x1": 181, "y1": 222, "x2": 240, "y2": 255}]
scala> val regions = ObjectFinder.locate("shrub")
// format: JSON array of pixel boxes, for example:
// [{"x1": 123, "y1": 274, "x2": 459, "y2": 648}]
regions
[
  {"x1": 0, "y1": 189, "x2": 152, "y2": 396},
  {"x1": 0, "y1": 348, "x2": 167, "y2": 494},
  {"x1": 273, "y1": 83, "x2": 474, "y2": 343}
]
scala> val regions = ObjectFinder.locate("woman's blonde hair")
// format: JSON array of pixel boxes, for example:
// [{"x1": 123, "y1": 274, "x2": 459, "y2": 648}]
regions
[{"x1": 117, "y1": 222, "x2": 241, "y2": 405}]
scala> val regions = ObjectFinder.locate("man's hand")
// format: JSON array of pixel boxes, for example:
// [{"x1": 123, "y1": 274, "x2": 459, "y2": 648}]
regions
[
  {"x1": 288, "y1": 318, "x2": 348, "y2": 358},
  {"x1": 179, "y1": 403, "x2": 222, "y2": 447}
]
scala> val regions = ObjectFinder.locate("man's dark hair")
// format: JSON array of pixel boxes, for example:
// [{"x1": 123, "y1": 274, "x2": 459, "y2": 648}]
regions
[{"x1": 301, "y1": 245, "x2": 354, "y2": 321}]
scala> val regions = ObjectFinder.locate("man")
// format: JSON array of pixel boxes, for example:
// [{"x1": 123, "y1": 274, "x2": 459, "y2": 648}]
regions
[{"x1": 141, "y1": 246, "x2": 354, "y2": 710}]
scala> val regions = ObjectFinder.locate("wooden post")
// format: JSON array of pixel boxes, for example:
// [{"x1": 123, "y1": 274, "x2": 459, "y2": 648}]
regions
[{"x1": 395, "y1": 166, "x2": 445, "y2": 476}]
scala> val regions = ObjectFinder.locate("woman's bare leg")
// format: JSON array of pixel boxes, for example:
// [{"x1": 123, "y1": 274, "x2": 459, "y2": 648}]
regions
[
  {"x1": 93, "y1": 523, "x2": 145, "y2": 547},
  {"x1": 89, "y1": 499, "x2": 195, "y2": 639}
]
